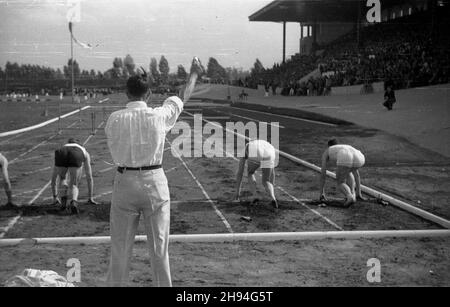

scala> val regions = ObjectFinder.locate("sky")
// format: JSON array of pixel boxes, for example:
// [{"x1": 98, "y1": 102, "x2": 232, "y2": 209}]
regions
[{"x1": 0, "y1": 0, "x2": 301, "y2": 73}]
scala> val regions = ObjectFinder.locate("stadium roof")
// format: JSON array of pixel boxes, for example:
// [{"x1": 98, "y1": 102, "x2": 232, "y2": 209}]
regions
[{"x1": 249, "y1": 0, "x2": 413, "y2": 23}]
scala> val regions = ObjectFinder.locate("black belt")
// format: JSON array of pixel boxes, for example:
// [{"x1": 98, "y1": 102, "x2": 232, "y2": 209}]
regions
[{"x1": 117, "y1": 165, "x2": 162, "y2": 173}]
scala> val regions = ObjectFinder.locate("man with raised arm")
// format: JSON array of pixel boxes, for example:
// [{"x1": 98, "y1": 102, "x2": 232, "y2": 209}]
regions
[{"x1": 105, "y1": 57, "x2": 204, "y2": 287}]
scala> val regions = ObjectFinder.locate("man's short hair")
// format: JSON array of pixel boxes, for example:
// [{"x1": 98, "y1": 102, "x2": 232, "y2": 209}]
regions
[
  {"x1": 127, "y1": 74, "x2": 149, "y2": 98},
  {"x1": 328, "y1": 139, "x2": 338, "y2": 147}
]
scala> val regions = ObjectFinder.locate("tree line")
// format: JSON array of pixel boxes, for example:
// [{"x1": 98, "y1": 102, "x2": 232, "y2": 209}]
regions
[{"x1": 0, "y1": 55, "x2": 269, "y2": 87}]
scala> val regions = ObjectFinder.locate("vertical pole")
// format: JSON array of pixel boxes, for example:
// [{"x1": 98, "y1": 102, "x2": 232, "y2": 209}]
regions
[
  {"x1": 4, "y1": 68, "x2": 7, "y2": 95},
  {"x1": 356, "y1": 0, "x2": 361, "y2": 48},
  {"x1": 312, "y1": 20, "x2": 317, "y2": 52},
  {"x1": 282, "y1": 21, "x2": 286, "y2": 64},
  {"x1": 300, "y1": 23, "x2": 303, "y2": 54},
  {"x1": 430, "y1": 0, "x2": 436, "y2": 41},
  {"x1": 91, "y1": 112, "x2": 95, "y2": 135},
  {"x1": 71, "y1": 24, "x2": 75, "y2": 106}
]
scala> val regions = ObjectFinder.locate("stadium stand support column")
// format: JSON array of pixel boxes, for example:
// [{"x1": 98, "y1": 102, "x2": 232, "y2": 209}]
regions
[
  {"x1": 283, "y1": 21, "x2": 286, "y2": 64},
  {"x1": 356, "y1": 0, "x2": 362, "y2": 48},
  {"x1": 312, "y1": 19, "x2": 317, "y2": 52}
]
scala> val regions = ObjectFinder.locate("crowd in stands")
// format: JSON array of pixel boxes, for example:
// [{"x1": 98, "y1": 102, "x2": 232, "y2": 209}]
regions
[
  {"x1": 1, "y1": 87, "x2": 114, "y2": 102},
  {"x1": 250, "y1": 10, "x2": 450, "y2": 96}
]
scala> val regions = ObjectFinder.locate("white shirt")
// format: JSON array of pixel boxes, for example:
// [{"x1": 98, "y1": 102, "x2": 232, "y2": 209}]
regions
[{"x1": 105, "y1": 97, "x2": 183, "y2": 167}]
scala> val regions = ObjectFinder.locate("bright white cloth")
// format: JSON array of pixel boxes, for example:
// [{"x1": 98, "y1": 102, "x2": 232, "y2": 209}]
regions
[
  {"x1": 5, "y1": 269, "x2": 75, "y2": 287},
  {"x1": 105, "y1": 97, "x2": 183, "y2": 167},
  {"x1": 246, "y1": 140, "x2": 276, "y2": 168},
  {"x1": 328, "y1": 145, "x2": 365, "y2": 168}
]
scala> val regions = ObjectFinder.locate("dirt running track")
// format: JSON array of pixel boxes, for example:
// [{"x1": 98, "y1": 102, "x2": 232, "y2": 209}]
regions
[{"x1": 0, "y1": 94, "x2": 449, "y2": 286}]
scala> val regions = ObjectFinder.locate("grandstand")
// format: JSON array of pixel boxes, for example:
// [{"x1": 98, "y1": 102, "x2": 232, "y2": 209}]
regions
[{"x1": 249, "y1": 0, "x2": 450, "y2": 95}]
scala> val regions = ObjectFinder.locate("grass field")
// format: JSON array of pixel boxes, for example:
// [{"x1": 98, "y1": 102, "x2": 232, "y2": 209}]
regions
[{"x1": 0, "y1": 88, "x2": 449, "y2": 286}]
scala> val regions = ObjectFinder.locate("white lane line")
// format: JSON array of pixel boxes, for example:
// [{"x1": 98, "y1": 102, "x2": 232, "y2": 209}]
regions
[
  {"x1": 165, "y1": 159, "x2": 197, "y2": 174},
  {"x1": 184, "y1": 111, "x2": 344, "y2": 231},
  {"x1": 28, "y1": 181, "x2": 51, "y2": 205},
  {"x1": 0, "y1": 216, "x2": 21, "y2": 239},
  {"x1": 12, "y1": 188, "x2": 43, "y2": 197},
  {"x1": 91, "y1": 191, "x2": 112, "y2": 199},
  {"x1": 166, "y1": 138, "x2": 233, "y2": 233},
  {"x1": 10, "y1": 155, "x2": 49, "y2": 165},
  {"x1": 0, "y1": 134, "x2": 22, "y2": 145},
  {"x1": 276, "y1": 186, "x2": 343, "y2": 231},
  {"x1": 212, "y1": 109, "x2": 284, "y2": 129},
  {"x1": 228, "y1": 106, "x2": 338, "y2": 127},
  {"x1": 97, "y1": 166, "x2": 115, "y2": 174},
  {"x1": 82, "y1": 121, "x2": 105, "y2": 146}
]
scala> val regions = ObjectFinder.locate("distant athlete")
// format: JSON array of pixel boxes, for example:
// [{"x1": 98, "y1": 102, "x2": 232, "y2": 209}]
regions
[
  {"x1": 319, "y1": 139, "x2": 367, "y2": 207},
  {"x1": 51, "y1": 138, "x2": 98, "y2": 214},
  {"x1": 383, "y1": 84, "x2": 396, "y2": 111},
  {"x1": 0, "y1": 153, "x2": 14, "y2": 207},
  {"x1": 235, "y1": 140, "x2": 278, "y2": 208}
]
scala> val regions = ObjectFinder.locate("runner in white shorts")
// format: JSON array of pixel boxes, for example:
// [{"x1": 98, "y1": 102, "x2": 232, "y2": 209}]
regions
[
  {"x1": 319, "y1": 139, "x2": 367, "y2": 207},
  {"x1": 235, "y1": 140, "x2": 278, "y2": 208}
]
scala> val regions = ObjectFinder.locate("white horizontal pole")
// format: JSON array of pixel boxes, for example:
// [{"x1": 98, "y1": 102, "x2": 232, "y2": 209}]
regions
[
  {"x1": 0, "y1": 106, "x2": 91, "y2": 138},
  {"x1": 1, "y1": 230, "x2": 449, "y2": 247}
]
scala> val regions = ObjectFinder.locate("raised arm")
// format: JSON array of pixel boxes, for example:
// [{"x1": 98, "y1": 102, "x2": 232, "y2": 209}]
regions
[{"x1": 180, "y1": 57, "x2": 204, "y2": 103}]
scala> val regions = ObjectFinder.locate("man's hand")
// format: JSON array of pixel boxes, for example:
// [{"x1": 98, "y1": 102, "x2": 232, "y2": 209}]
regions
[
  {"x1": 190, "y1": 57, "x2": 205, "y2": 76},
  {"x1": 53, "y1": 196, "x2": 62, "y2": 206}
]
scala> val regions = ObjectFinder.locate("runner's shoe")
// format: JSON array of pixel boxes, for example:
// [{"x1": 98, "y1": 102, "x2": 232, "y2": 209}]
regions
[
  {"x1": 69, "y1": 200, "x2": 80, "y2": 215},
  {"x1": 271, "y1": 200, "x2": 279, "y2": 209}
]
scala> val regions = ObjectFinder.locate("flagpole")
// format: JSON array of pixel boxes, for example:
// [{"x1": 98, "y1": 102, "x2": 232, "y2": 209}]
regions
[{"x1": 71, "y1": 22, "x2": 74, "y2": 106}]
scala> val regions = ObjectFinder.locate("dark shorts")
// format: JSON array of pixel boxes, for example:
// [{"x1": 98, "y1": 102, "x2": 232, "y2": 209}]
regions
[{"x1": 55, "y1": 147, "x2": 84, "y2": 168}]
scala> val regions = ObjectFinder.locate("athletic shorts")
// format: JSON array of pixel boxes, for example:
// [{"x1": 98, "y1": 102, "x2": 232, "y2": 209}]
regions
[
  {"x1": 55, "y1": 147, "x2": 84, "y2": 168},
  {"x1": 336, "y1": 149, "x2": 365, "y2": 168},
  {"x1": 246, "y1": 141, "x2": 276, "y2": 169}
]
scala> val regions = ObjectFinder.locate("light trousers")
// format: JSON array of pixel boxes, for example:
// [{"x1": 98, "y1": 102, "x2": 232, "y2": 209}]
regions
[{"x1": 106, "y1": 168, "x2": 171, "y2": 287}]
